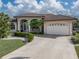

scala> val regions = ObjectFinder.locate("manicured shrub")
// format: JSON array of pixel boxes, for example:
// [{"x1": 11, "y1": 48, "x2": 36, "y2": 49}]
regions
[
  {"x1": 73, "y1": 31, "x2": 76, "y2": 35},
  {"x1": 14, "y1": 32, "x2": 27, "y2": 37},
  {"x1": 26, "y1": 33, "x2": 34, "y2": 42},
  {"x1": 71, "y1": 33, "x2": 79, "y2": 44},
  {"x1": 30, "y1": 32, "x2": 43, "y2": 34},
  {"x1": 14, "y1": 32, "x2": 34, "y2": 42}
]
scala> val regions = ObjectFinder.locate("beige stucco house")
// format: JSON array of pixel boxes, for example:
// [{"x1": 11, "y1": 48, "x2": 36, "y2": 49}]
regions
[{"x1": 11, "y1": 13, "x2": 76, "y2": 35}]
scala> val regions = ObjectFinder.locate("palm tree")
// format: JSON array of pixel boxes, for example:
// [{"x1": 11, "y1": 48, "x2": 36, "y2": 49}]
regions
[{"x1": 30, "y1": 19, "x2": 43, "y2": 33}]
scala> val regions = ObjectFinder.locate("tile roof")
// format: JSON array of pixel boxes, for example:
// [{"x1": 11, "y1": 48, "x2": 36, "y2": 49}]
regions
[{"x1": 14, "y1": 13, "x2": 76, "y2": 21}]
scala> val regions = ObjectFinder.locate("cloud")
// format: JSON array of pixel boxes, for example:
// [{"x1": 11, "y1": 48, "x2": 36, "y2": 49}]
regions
[
  {"x1": 6, "y1": 2, "x2": 18, "y2": 16},
  {"x1": 0, "y1": 0, "x2": 3, "y2": 7},
  {"x1": 6, "y1": 2, "x2": 24, "y2": 16},
  {"x1": 64, "y1": 2, "x2": 69, "y2": 5},
  {"x1": 48, "y1": 0, "x2": 64, "y2": 10},
  {"x1": 39, "y1": 0, "x2": 69, "y2": 15},
  {"x1": 71, "y1": 0, "x2": 79, "y2": 10},
  {"x1": 70, "y1": 0, "x2": 79, "y2": 17},
  {"x1": 14, "y1": 0, "x2": 43, "y2": 9},
  {"x1": 6, "y1": 0, "x2": 43, "y2": 15},
  {"x1": 5, "y1": 0, "x2": 72, "y2": 16}
]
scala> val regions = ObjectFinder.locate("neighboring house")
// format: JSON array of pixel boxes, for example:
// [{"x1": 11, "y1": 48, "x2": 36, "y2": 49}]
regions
[{"x1": 11, "y1": 13, "x2": 76, "y2": 35}]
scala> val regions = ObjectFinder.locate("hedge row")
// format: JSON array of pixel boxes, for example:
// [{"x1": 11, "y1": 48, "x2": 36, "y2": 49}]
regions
[
  {"x1": 14, "y1": 32, "x2": 34, "y2": 42},
  {"x1": 71, "y1": 33, "x2": 79, "y2": 44}
]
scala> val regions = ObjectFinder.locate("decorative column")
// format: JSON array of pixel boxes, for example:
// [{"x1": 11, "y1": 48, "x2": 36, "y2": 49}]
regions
[
  {"x1": 14, "y1": 22, "x2": 17, "y2": 31},
  {"x1": 17, "y1": 19, "x2": 21, "y2": 32},
  {"x1": 70, "y1": 23, "x2": 73, "y2": 35},
  {"x1": 28, "y1": 20, "x2": 31, "y2": 32}
]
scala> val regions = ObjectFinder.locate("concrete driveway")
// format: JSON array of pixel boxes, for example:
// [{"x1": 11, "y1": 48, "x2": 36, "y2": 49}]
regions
[{"x1": 2, "y1": 36, "x2": 78, "y2": 59}]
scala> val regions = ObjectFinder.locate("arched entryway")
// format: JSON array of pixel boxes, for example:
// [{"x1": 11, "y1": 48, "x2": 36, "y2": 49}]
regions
[{"x1": 20, "y1": 20, "x2": 28, "y2": 32}]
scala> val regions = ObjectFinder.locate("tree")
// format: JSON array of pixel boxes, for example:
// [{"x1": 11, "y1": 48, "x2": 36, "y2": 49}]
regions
[
  {"x1": 30, "y1": 19, "x2": 43, "y2": 32},
  {"x1": 0, "y1": 13, "x2": 11, "y2": 38},
  {"x1": 74, "y1": 20, "x2": 79, "y2": 28}
]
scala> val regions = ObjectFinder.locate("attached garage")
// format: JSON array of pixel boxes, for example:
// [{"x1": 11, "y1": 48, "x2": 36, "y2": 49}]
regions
[
  {"x1": 44, "y1": 21, "x2": 73, "y2": 35},
  {"x1": 44, "y1": 21, "x2": 72, "y2": 35},
  {"x1": 43, "y1": 14, "x2": 76, "y2": 35}
]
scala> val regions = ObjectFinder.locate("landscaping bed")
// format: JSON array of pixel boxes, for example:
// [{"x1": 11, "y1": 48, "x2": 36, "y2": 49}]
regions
[
  {"x1": 75, "y1": 46, "x2": 79, "y2": 58},
  {"x1": 71, "y1": 32, "x2": 79, "y2": 58},
  {"x1": 0, "y1": 40, "x2": 24, "y2": 58},
  {"x1": 14, "y1": 32, "x2": 34, "y2": 42},
  {"x1": 71, "y1": 33, "x2": 79, "y2": 44}
]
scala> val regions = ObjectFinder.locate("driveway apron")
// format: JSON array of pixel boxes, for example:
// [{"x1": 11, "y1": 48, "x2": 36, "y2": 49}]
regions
[{"x1": 2, "y1": 36, "x2": 78, "y2": 59}]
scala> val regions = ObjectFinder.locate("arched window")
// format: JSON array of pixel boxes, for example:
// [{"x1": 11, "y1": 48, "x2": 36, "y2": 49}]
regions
[{"x1": 11, "y1": 22, "x2": 16, "y2": 30}]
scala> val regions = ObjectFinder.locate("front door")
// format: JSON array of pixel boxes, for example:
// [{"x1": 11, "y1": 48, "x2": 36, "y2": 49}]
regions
[{"x1": 20, "y1": 20, "x2": 28, "y2": 32}]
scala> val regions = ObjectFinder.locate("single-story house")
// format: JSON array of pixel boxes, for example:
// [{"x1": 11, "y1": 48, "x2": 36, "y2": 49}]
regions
[{"x1": 11, "y1": 13, "x2": 76, "y2": 35}]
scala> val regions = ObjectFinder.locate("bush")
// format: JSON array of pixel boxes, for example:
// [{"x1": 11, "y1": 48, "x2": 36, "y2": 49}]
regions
[
  {"x1": 14, "y1": 32, "x2": 34, "y2": 42},
  {"x1": 30, "y1": 32, "x2": 43, "y2": 34},
  {"x1": 71, "y1": 33, "x2": 79, "y2": 44},
  {"x1": 27, "y1": 33, "x2": 34, "y2": 42},
  {"x1": 14, "y1": 32, "x2": 27, "y2": 37},
  {"x1": 71, "y1": 37, "x2": 79, "y2": 44},
  {"x1": 73, "y1": 31, "x2": 76, "y2": 35}
]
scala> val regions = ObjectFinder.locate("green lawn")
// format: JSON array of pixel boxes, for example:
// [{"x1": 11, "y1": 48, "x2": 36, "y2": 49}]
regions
[
  {"x1": 72, "y1": 32, "x2": 79, "y2": 58},
  {"x1": 75, "y1": 46, "x2": 79, "y2": 58},
  {"x1": 0, "y1": 40, "x2": 24, "y2": 58}
]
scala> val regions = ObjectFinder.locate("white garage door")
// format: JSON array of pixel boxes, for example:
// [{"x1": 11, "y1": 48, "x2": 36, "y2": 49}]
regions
[{"x1": 46, "y1": 23, "x2": 70, "y2": 35}]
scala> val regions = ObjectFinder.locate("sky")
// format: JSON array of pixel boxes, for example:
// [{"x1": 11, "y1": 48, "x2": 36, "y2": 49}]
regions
[{"x1": 0, "y1": 0, "x2": 79, "y2": 17}]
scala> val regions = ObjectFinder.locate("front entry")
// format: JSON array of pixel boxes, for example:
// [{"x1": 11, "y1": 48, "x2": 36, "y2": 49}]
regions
[{"x1": 20, "y1": 20, "x2": 28, "y2": 32}]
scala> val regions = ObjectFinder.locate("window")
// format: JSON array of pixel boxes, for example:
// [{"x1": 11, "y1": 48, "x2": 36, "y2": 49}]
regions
[
  {"x1": 52, "y1": 24, "x2": 54, "y2": 26},
  {"x1": 54, "y1": 24, "x2": 56, "y2": 26},
  {"x1": 60, "y1": 24, "x2": 62, "y2": 26},
  {"x1": 49, "y1": 24, "x2": 54, "y2": 26},
  {"x1": 49, "y1": 24, "x2": 51, "y2": 26},
  {"x1": 57, "y1": 24, "x2": 59, "y2": 26},
  {"x1": 11, "y1": 22, "x2": 16, "y2": 30},
  {"x1": 62, "y1": 24, "x2": 65, "y2": 26}
]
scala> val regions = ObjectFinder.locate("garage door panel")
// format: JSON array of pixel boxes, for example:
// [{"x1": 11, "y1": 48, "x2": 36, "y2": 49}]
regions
[{"x1": 46, "y1": 23, "x2": 70, "y2": 35}]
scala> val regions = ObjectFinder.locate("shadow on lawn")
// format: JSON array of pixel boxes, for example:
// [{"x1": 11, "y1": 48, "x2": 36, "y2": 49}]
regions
[{"x1": 10, "y1": 57, "x2": 30, "y2": 59}]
